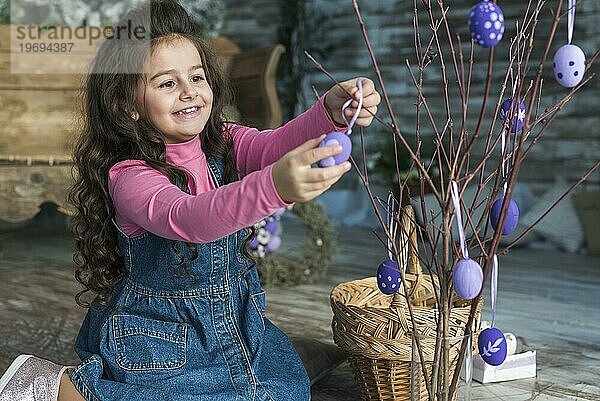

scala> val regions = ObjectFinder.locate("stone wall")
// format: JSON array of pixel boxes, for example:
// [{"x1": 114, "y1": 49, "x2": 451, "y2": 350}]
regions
[{"x1": 221, "y1": 0, "x2": 600, "y2": 193}]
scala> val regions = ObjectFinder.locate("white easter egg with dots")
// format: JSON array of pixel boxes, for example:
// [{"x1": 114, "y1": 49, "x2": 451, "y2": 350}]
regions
[
  {"x1": 553, "y1": 44, "x2": 586, "y2": 88},
  {"x1": 468, "y1": 1, "x2": 505, "y2": 48}
]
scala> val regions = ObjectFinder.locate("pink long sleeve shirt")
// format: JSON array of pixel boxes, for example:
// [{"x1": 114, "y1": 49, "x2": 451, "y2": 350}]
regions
[{"x1": 108, "y1": 96, "x2": 342, "y2": 243}]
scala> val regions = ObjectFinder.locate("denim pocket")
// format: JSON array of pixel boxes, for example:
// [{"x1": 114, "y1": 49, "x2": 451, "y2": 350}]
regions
[
  {"x1": 112, "y1": 314, "x2": 187, "y2": 371},
  {"x1": 250, "y1": 290, "x2": 266, "y2": 329}
]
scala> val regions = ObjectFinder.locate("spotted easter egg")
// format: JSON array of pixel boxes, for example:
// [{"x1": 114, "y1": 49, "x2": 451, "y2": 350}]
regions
[
  {"x1": 478, "y1": 327, "x2": 507, "y2": 366},
  {"x1": 452, "y1": 258, "x2": 483, "y2": 300},
  {"x1": 500, "y1": 98, "x2": 526, "y2": 133},
  {"x1": 377, "y1": 260, "x2": 401, "y2": 295},
  {"x1": 468, "y1": 1, "x2": 505, "y2": 48},
  {"x1": 490, "y1": 197, "x2": 519, "y2": 235},
  {"x1": 553, "y1": 44, "x2": 586, "y2": 88},
  {"x1": 317, "y1": 131, "x2": 352, "y2": 168}
]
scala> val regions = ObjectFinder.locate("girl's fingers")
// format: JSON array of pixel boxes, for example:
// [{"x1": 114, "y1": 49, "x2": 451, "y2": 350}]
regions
[
  {"x1": 359, "y1": 106, "x2": 377, "y2": 120},
  {"x1": 303, "y1": 162, "x2": 351, "y2": 183},
  {"x1": 350, "y1": 78, "x2": 377, "y2": 99},
  {"x1": 343, "y1": 105, "x2": 378, "y2": 127},
  {"x1": 349, "y1": 77, "x2": 371, "y2": 92},
  {"x1": 286, "y1": 135, "x2": 327, "y2": 158},
  {"x1": 344, "y1": 109, "x2": 377, "y2": 127},
  {"x1": 352, "y1": 91, "x2": 381, "y2": 108},
  {"x1": 359, "y1": 78, "x2": 375, "y2": 94},
  {"x1": 297, "y1": 143, "x2": 344, "y2": 166},
  {"x1": 318, "y1": 172, "x2": 347, "y2": 188},
  {"x1": 345, "y1": 106, "x2": 377, "y2": 117}
]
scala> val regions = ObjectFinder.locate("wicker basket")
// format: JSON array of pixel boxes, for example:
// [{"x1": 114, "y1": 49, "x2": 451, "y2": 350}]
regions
[{"x1": 331, "y1": 205, "x2": 483, "y2": 401}]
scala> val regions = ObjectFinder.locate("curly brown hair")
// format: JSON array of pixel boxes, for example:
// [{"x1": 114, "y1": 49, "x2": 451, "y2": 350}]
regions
[{"x1": 69, "y1": 0, "x2": 237, "y2": 306}]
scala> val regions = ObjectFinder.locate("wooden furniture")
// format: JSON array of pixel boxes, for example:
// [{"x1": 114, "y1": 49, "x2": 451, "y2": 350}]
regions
[{"x1": 0, "y1": 26, "x2": 284, "y2": 222}]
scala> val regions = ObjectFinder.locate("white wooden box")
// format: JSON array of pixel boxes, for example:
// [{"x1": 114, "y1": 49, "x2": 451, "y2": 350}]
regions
[{"x1": 462, "y1": 351, "x2": 537, "y2": 383}]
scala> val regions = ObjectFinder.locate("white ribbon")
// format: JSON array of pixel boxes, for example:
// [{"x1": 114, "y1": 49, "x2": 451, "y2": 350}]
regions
[
  {"x1": 568, "y1": 0, "x2": 575, "y2": 44},
  {"x1": 450, "y1": 181, "x2": 469, "y2": 260},
  {"x1": 342, "y1": 79, "x2": 364, "y2": 135},
  {"x1": 386, "y1": 192, "x2": 396, "y2": 261},
  {"x1": 491, "y1": 254, "x2": 498, "y2": 327}
]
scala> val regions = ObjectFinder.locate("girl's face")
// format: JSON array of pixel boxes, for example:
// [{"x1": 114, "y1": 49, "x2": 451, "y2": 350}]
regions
[{"x1": 136, "y1": 37, "x2": 213, "y2": 144}]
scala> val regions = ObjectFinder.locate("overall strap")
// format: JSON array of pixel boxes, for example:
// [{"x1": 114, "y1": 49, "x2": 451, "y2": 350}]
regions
[{"x1": 206, "y1": 153, "x2": 226, "y2": 188}]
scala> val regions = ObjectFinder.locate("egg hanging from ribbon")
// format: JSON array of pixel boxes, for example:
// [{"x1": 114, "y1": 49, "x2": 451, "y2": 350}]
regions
[
  {"x1": 500, "y1": 98, "x2": 526, "y2": 133},
  {"x1": 376, "y1": 259, "x2": 401, "y2": 295},
  {"x1": 478, "y1": 327, "x2": 508, "y2": 366},
  {"x1": 468, "y1": 1, "x2": 505, "y2": 48},
  {"x1": 318, "y1": 132, "x2": 352, "y2": 167},
  {"x1": 553, "y1": 44, "x2": 586, "y2": 88},
  {"x1": 490, "y1": 197, "x2": 520, "y2": 235},
  {"x1": 452, "y1": 258, "x2": 483, "y2": 300}
]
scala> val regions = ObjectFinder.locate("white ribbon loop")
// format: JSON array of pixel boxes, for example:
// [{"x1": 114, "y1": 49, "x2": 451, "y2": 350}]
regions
[
  {"x1": 491, "y1": 254, "x2": 498, "y2": 327},
  {"x1": 450, "y1": 181, "x2": 469, "y2": 260},
  {"x1": 568, "y1": 0, "x2": 575, "y2": 44},
  {"x1": 342, "y1": 79, "x2": 364, "y2": 135},
  {"x1": 386, "y1": 192, "x2": 396, "y2": 261}
]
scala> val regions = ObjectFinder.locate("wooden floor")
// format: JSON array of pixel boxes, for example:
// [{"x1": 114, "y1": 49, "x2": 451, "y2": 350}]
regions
[{"x1": 0, "y1": 215, "x2": 599, "y2": 400}]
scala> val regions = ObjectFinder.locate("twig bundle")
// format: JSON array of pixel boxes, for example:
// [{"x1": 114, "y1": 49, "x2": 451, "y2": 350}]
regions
[{"x1": 318, "y1": 1, "x2": 599, "y2": 400}]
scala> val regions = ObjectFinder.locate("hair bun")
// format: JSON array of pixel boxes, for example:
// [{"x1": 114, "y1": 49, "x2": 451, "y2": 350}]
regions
[
  {"x1": 151, "y1": 0, "x2": 196, "y2": 37},
  {"x1": 120, "y1": 0, "x2": 196, "y2": 40}
]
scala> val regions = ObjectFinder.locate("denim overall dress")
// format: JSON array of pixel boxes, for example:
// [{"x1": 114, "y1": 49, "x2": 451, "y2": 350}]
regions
[{"x1": 70, "y1": 155, "x2": 310, "y2": 401}]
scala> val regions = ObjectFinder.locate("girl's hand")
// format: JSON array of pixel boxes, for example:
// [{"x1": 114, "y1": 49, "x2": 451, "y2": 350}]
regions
[
  {"x1": 272, "y1": 135, "x2": 352, "y2": 203},
  {"x1": 324, "y1": 77, "x2": 381, "y2": 127}
]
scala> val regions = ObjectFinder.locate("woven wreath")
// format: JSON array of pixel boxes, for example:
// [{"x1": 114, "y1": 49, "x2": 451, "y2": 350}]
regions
[{"x1": 250, "y1": 201, "x2": 338, "y2": 288}]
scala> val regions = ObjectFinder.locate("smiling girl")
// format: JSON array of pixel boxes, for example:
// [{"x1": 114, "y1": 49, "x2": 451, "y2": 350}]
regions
[{"x1": 0, "y1": 1, "x2": 380, "y2": 400}]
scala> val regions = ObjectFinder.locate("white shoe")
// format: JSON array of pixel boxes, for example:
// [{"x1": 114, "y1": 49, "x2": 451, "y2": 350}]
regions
[{"x1": 0, "y1": 355, "x2": 68, "y2": 401}]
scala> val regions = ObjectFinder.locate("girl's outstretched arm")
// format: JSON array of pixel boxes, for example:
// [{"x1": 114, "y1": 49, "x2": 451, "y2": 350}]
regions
[
  {"x1": 108, "y1": 139, "x2": 345, "y2": 243},
  {"x1": 233, "y1": 77, "x2": 379, "y2": 175}
]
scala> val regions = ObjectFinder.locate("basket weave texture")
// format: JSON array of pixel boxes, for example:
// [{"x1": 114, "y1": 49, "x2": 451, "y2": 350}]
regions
[{"x1": 330, "y1": 206, "x2": 483, "y2": 401}]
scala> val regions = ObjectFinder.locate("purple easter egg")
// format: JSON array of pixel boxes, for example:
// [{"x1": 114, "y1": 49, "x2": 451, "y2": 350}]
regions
[
  {"x1": 490, "y1": 197, "x2": 520, "y2": 235},
  {"x1": 452, "y1": 258, "x2": 483, "y2": 300},
  {"x1": 317, "y1": 131, "x2": 352, "y2": 168},
  {"x1": 265, "y1": 235, "x2": 281, "y2": 252},
  {"x1": 249, "y1": 236, "x2": 259, "y2": 250},
  {"x1": 468, "y1": 1, "x2": 505, "y2": 48},
  {"x1": 377, "y1": 259, "x2": 401, "y2": 295},
  {"x1": 500, "y1": 98, "x2": 526, "y2": 133},
  {"x1": 478, "y1": 327, "x2": 507, "y2": 366},
  {"x1": 264, "y1": 219, "x2": 279, "y2": 234},
  {"x1": 553, "y1": 44, "x2": 585, "y2": 88}
]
